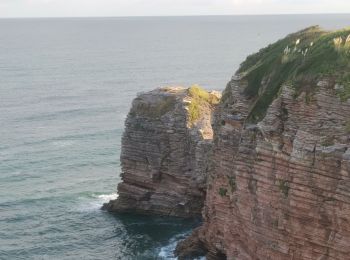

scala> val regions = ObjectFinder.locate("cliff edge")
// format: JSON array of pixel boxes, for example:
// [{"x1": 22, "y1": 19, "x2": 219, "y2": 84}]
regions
[
  {"x1": 103, "y1": 86, "x2": 220, "y2": 217},
  {"x1": 176, "y1": 26, "x2": 350, "y2": 259}
]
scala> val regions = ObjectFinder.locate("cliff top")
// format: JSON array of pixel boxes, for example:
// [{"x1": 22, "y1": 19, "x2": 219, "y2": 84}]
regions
[
  {"x1": 131, "y1": 85, "x2": 220, "y2": 139},
  {"x1": 185, "y1": 85, "x2": 220, "y2": 125},
  {"x1": 235, "y1": 26, "x2": 350, "y2": 122}
]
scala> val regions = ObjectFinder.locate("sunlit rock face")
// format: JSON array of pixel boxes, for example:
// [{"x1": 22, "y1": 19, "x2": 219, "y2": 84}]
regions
[
  {"x1": 177, "y1": 27, "x2": 350, "y2": 260},
  {"x1": 103, "y1": 86, "x2": 220, "y2": 217}
]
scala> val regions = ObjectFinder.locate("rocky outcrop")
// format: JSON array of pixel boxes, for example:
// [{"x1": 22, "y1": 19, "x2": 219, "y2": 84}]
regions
[
  {"x1": 103, "y1": 26, "x2": 350, "y2": 259},
  {"x1": 103, "y1": 86, "x2": 220, "y2": 217},
  {"x1": 178, "y1": 79, "x2": 350, "y2": 260},
  {"x1": 176, "y1": 27, "x2": 350, "y2": 260}
]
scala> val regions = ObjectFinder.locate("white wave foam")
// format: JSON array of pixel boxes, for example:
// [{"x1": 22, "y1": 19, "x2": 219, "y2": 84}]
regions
[
  {"x1": 96, "y1": 193, "x2": 118, "y2": 202},
  {"x1": 77, "y1": 193, "x2": 118, "y2": 212},
  {"x1": 158, "y1": 239, "x2": 178, "y2": 259},
  {"x1": 158, "y1": 232, "x2": 206, "y2": 260}
]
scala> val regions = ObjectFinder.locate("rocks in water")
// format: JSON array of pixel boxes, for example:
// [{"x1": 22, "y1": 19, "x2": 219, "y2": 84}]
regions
[
  {"x1": 174, "y1": 228, "x2": 208, "y2": 259},
  {"x1": 103, "y1": 86, "x2": 220, "y2": 217}
]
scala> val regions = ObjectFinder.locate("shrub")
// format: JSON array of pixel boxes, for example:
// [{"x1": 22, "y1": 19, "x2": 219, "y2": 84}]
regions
[
  {"x1": 188, "y1": 85, "x2": 220, "y2": 105},
  {"x1": 188, "y1": 99, "x2": 200, "y2": 123},
  {"x1": 228, "y1": 176, "x2": 236, "y2": 192},
  {"x1": 218, "y1": 187, "x2": 228, "y2": 197},
  {"x1": 279, "y1": 180, "x2": 290, "y2": 198},
  {"x1": 187, "y1": 85, "x2": 220, "y2": 125}
]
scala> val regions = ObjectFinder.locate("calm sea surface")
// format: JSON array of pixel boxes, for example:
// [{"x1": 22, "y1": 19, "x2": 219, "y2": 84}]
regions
[{"x1": 1, "y1": 15, "x2": 350, "y2": 259}]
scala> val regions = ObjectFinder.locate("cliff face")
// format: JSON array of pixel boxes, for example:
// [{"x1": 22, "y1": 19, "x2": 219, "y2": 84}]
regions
[
  {"x1": 177, "y1": 27, "x2": 350, "y2": 259},
  {"x1": 104, "y1": 26, "x2": 350, "y2": 259},
  {"x1": 104, "y1": 86, "x2": 220, "y2": 217}
]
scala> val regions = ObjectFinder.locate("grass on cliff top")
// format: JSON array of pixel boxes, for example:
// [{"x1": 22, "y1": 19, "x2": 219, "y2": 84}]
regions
[
  {"x1": 187, "y1": 85, "x2": 220, "y2": 125},
  {"x1": 236, "y1": 26, "x2": 350, "y2": 122}
]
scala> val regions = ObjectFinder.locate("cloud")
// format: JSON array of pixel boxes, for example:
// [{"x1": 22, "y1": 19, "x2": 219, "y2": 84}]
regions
[
  {"x1": 0, "y1": 0, "x2": 350, "y2": 17},
  {"x1": 231, "y1": 0, "x2": 268, "y2": 4}
]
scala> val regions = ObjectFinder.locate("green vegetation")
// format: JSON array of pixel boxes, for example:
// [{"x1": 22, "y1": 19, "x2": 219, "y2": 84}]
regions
[
  {"x1": 188, "y1": 98, "x2": 200, "y2": 124},
  {"x1": 188, "y1": 85, "x2": 220, "y2": 104},
  {"x1": 218, "y1": 187, "x2": 228, "y2": 197},
  {"x1": 278, "y1": 180, "x2": 290, "y2": 198},
  {"x1": 187, "y1": 85, "x2": 220, "y2": 125},
  {"x1": 236, "y1": 26, "x2": 350, "y2": 122},
  {"x1": 336, "y1": 73, "x2": 350, "y2": 101},
  {"x1": 228, "y1": 176, "x2": 236, "y2": 193},
  {"x1": 345, "y1": 121, "x2": 350, "y2": 133}
]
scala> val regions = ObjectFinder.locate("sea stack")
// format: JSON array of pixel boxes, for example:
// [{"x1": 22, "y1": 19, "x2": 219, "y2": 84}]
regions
[{"x1": 103, "y1": 86, "x2": 220, "y2": 217}]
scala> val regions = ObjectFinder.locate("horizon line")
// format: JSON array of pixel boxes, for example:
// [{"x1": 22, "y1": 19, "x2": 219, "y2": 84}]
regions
[{"x1": 1, "y1": 12, "x2": 350, "y2": 20}]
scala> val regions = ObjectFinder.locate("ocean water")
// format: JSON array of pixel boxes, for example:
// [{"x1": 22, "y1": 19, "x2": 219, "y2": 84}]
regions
[{"x1": 1, "y1": 15, "x2": 350, "y2": 260}]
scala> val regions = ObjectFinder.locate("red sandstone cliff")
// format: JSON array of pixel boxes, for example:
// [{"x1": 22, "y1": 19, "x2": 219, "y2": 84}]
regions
[
  {"x1": 105, "y1": 26, "x2": 350, "y2": 260},
  {"x1": 103, "y1": 86, "x2": 220, "y2": 217},
  {"x1": 176, "y1": 27, "x2": 350, "y2": 259}
]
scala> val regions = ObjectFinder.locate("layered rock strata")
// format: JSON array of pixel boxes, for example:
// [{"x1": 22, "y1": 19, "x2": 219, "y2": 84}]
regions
[
  {"x1": 104, "y1": 26, "x2": 350, "y2": 259},
  {"x1": 178, "y1": 79, "x2": 350, "y2": 260},
  {"x1": 103, "y1": 86, "x2": 220, "y2": 217},
  {"x1": 176, "y1": 27, "x2": 350, "y2": 260}
]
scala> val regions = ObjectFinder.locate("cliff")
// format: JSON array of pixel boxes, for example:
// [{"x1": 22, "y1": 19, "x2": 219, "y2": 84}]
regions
[
  {"x1": 103, "y1": 86, "x2": 220, "y2": 217},
  {"x1": 176, "y1": 26, "x2": 350, "y2": 259}
]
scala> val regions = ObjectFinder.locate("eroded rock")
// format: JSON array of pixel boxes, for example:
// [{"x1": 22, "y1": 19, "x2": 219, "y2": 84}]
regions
[
  {"x1": 103, "y1": 86, "x2": 220, "y2": 217},
  {"x1": 177, "y1": 26, "x2": 350, "y2": 260}
]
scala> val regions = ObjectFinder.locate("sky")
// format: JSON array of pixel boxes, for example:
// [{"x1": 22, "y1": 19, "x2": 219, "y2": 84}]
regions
[{"x1": 0, "y1": 0, "x2": 350, "y2": 18}]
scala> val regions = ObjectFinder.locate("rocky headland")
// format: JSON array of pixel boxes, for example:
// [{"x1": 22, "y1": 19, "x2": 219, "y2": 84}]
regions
[{"x1": 105, "y1": 26, "x2": 350, "y2": 259}]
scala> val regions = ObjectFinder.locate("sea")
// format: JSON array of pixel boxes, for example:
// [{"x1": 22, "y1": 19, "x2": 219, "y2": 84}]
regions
[{"x1": 1, "y1": 14, "x2": 350, "y2": 260}]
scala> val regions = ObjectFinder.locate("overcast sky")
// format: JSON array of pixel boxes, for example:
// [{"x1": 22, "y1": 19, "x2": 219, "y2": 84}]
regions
[{"x1": 1, "y1": 0, "x2": 350, "y2": 18}]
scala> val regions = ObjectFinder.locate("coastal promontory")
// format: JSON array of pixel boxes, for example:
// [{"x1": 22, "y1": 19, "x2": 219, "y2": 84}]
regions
[
  {"x1": 177, "y1": 26, "x2": 350, "y2": 260},
  {"x1": 106, "y1": 26, "x2": 350, "y2": 260}
]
